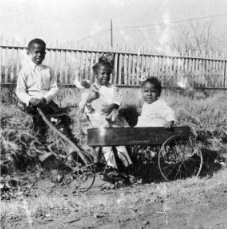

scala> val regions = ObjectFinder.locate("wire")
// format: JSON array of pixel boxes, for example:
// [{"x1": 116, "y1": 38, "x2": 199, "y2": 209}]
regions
[
  {"x1": 76, "y1": 12, "x2": 227, "y2": 42},
  {"x1": 113, "y1": 12, "x2": 227, "y2": 30},
  {"x1": 77, "y1": 29, "x2": 109, "y2": 42}
]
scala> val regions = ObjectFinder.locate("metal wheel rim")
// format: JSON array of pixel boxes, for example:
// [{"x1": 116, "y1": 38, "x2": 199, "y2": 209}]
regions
[{"x1": 158, "y1": 135, "x2": 203, "y2": 181}]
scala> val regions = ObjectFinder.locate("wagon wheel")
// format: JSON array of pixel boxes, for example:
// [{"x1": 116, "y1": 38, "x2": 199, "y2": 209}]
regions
[
  {"x1": 158, "y1": 135, "x2": 203, "y2": 181},
  {"x1": 71, "y1": 153, "x2": 96, "y2": 193}
]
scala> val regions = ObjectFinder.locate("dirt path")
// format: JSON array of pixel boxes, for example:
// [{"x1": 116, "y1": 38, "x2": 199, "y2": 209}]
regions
[{"x1": 2, "y1": 169, "x2": 227, "y2": 229}]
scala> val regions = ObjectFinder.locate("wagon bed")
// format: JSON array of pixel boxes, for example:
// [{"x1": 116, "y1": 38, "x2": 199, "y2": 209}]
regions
[
  {"x1": 87, "y1": 126, "x2": 189, "y2": 146},
  {"x1": 87, "y1": 126, "x2": 203, "y2": 182}
]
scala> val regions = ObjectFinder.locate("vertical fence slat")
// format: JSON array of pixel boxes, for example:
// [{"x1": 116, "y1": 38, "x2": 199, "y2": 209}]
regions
[
  {"x1": 191, "y1": 51, "x2": 196, "y2": 86},
  {"x1": 223, "y1": 59, "x2": 226, "y2": 88},
  {"x1": 90, "y1": 51, "x2": 94, "y2": 82},
  {"x1": 10, "y1": 38, "x2": 15, "y2": 83},
  {"x1": 118, "y1": 53, "x2": 122, "y2": 85},
  {"x1": 15, "y1": 41, "x2": 20, "y2": 82},
  {"x1": 0, "y1": 45, "x2": 5, "y2": 84},
  {"x1": 224, "y1": 57, "x2": 227, "y2": 88},
  {"x1": 5, "y1": 40, "x2": 9, "y2": 83},
  {"x1": 128, "y1": 54, "x2": 132, "y2": 85},
  {"x1": 84, "y1": 50, "x2": 89, "y2": 80},
  {"x1": 59, "y1": 45, "x2": 65, "y2": 84},
  {"x1": 141, "y1": 55, "x2": 145, "y2": 81},
  {"x1": 136, "y1": 51, "x2": 140, "y2": 85},
  {"x1": 74, "y1": 50, "x2": 78, "y2": 83},
  {"x1": 113, "y1": 53, "x2": 118, "y2": 84},
  {"x1": 151, "y1": 56, "x2": 155, "y2": 77},
  {"x1": 215, "y1": 52, "x2": 220, "y2": 87},
  {"x1": 54, "y1": 40, "x2": 59, "y2": 83},
  {"x1": 173, "y1": 57, "x2": 177, "y2": 86},
  {"x1": 132, "y1": 54, "x2": 136, "y2": 85},
  {"x1": 123, "y1": 54, "x2": 128, "y2": 85},
  {"x1": 177, "y1": 56, "x2": 182, "y2": 87},
  {"x1": 145, "y1": 55, "x2": 149, "y2": 79},
  {"x1": 222, "y1": 54, "x2": 226, "y2": 88},
  {"x1": 198, "y1": 51, "x2": 202, "y2": 86},
  {"x1": 80, "y1": 49, "x2": 84, "y2": 82},
  {"x1": 188, "y1": 50, "x2": 191, "y2": 86}
]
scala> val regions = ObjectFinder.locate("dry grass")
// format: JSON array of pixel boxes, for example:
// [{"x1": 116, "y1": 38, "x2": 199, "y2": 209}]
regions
[{"x1": 1, "y1": 87, "x2": 226, "y2": 174}]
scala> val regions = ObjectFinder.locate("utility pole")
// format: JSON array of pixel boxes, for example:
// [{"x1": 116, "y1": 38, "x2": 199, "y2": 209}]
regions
[{"x1": 110, "y1": 19, "x2": 113, "y2": 48}]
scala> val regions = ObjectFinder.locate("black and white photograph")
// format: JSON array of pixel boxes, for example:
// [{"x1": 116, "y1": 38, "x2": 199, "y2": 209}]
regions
[{"x1": 1, "y1": 0, "x2": 227, "y2": 228}]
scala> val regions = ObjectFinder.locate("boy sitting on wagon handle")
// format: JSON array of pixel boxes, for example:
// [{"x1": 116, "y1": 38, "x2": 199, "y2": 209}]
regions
[{"x1": 16, "y1": 38, "x2": 72, "y2": 164}]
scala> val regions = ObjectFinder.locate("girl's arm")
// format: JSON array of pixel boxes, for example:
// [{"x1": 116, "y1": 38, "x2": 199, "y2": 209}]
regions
[{"x1": 80, "y1": 89, "x2": 100, "y2": 114}]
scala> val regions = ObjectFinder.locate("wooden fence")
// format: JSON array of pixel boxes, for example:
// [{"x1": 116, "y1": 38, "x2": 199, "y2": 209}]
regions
[{"x1": 1, "y1": 39, "x2": 227, "y2": 89}]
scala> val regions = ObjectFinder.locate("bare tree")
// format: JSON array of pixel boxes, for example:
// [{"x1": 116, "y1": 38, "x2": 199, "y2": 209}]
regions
[{"x1": 170, "y1": 19, "x2": 227, "y2": 56}]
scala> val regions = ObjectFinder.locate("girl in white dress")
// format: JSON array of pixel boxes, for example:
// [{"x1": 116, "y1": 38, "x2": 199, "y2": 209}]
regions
[{"x1": 79, "y1": 54, "x2": 132, "y2": 170}]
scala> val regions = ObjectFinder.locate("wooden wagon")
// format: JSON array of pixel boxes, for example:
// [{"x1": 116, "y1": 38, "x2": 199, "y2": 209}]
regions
[
  {"x1": 87, "y1": 126, "x2": 203, "y2": 182},
  {"x1": 38, "y1": 108, "x2": 203, "y2": 191}
]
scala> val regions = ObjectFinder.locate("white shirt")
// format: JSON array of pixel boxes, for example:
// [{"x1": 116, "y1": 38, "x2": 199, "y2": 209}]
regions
[
  {"x1": 136, "y1": 99, "x2": 176, "y2": 127},
  {"x1": 16, "y1": 61, "x2": 59, "y2": 106}
]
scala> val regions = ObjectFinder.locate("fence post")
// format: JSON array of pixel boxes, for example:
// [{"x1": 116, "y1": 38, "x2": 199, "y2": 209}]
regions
[{"x1": 224, "y1": 59, "x2": 227, "y2": 88}]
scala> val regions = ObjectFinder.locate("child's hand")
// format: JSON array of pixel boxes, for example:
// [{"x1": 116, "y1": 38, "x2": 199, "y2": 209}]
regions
[
  {"x1": 164, "y1": 121, "x2": 174, "y2": 129},
  {"x1": 87, "y1": 90, "x2": 99, "y2": 103},
  {"x1": 101, "y1": 104, "x2": 119, "y2": 115},
  {"x1": 29, "y1": 98, "x2": 41, "y2": 106}
]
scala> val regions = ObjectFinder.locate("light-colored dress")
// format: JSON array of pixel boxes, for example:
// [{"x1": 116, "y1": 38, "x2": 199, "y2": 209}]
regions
[
  {"x1": 136, "y1": 98, "x2": 176, "y2": 127},
  {"x1": 79, "y1": 82, "x2": 132, "y2": 168}
]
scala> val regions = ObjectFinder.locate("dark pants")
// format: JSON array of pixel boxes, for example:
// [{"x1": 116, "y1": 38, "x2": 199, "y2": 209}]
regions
[{"x1": 23, "y1": 101, "x2": 73, "y2": 145}]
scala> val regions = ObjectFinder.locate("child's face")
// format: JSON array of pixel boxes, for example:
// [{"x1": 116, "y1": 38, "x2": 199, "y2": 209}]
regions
[
  {"x1": 96, "y1": 66, "x2": 111, "y2": 86},
  {"x1": 142, "y1": 81, "x2": 160, "y2": 104},
  {"x1": 27, "y1": 43, "x2": 46, "y2": 65}
]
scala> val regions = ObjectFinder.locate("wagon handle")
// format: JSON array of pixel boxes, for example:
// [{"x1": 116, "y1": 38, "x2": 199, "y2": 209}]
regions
[{"x1": 37, "y1": 108, "x2": 89, "y2": 165}]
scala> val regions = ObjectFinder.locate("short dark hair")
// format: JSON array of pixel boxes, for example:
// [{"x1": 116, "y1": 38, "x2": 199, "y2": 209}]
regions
[
  {"x1": 92, "y1": 53, "x2": 114, "y2": 75},
  {"x1": 27, "y1": 38, "x2": 46, "y2": 50},
  {"x1": 92, "y1": 62, "x2": 113, "y2": 75},
  {"x1": 142, "y1": 77, "x2": 162, "y2": 95}
]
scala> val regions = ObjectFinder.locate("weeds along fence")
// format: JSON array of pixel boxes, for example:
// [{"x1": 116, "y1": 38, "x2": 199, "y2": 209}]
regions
[{"x1": 1, "y1": 39, "x2": 227, "y2": 89}]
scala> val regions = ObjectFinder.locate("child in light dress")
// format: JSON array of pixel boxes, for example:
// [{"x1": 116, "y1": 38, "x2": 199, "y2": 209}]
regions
[
  {"x1": 136, "y1": 77, "x2": 176, "y2": 128},
  {"x1": 79, "y1": 54, "x2": 132, "y2": 170}
]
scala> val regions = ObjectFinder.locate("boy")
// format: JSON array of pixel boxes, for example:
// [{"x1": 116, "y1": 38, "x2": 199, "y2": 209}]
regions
[
  {"x1": 136, "y1": 77, "x2": 176, "y2": 128},
  {"x1": 16, "y1": 38, "x2": 69, "y2": 162}
]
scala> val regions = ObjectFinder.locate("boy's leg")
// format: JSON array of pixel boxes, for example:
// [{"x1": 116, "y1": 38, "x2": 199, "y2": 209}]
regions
[
  {"x1": 32, "y1": 113, "x2": 48, "y2": 145},
  {"x1": 116, "y1": 146, "x2": 132, "y2": 167},
  {"x1": 24, "y1": 105, "x2": 48, "y2": 145}
]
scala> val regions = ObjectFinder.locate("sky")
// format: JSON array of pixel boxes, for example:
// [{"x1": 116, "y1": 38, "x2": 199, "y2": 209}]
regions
[{"x1": 1, "y1": 0, "x2": 227, "y2": 51}]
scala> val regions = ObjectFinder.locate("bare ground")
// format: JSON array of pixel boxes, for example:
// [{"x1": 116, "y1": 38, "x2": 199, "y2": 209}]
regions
[{"x1": 1, "y1": 166, "x2": 227, "y2": 229}]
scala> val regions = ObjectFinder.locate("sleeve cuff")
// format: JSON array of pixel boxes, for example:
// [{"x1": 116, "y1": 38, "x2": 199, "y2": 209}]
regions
[
  {"x1": 44, "y1": 95, "x2": 51, "y2": 103},
  {"x1": 25, "y1": 97, "x2": 32, "y2": 106},
  {"x1": 166, "y1": 113, "x2": 176, "y2": 122}
]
